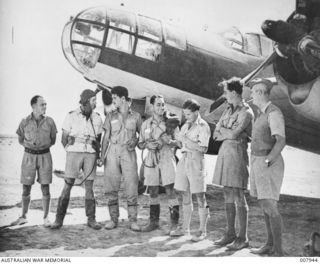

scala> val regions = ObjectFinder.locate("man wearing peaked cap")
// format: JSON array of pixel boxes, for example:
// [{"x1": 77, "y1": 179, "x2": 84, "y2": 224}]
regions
[{"x1": 51, "y1": 89, "x2": 103, "y2": 230}]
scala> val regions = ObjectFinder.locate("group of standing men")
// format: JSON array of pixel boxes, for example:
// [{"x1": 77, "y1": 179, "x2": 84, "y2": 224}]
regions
[{"x1": 12, "y1": 77, "x2": 286, "y2": 256}]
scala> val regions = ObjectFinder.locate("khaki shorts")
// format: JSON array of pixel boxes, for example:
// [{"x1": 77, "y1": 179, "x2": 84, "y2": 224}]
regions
[
  {"x1": 144, "y1": 152, "x2": 176, "y2": 187},
  {"x1": 250, "y1": 155, "x2": 284, "y2": 201},
  {"x1": 21, "y1": 152, "x2": 53, "y2": 185},
  {"x1": 174, "y1": 151, "x2": 206, "y2": 194},
  {"x1": 65, "y1": 152, "x2": 97, "y2": 180}
]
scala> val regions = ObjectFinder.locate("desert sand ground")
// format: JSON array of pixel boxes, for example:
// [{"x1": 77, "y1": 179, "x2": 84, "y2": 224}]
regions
[{"x1": 0, "y1": 136, "x2": 319, "y2": 257}]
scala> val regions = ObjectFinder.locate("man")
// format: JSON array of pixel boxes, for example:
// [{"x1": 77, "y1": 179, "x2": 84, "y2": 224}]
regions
[
  {"x1": 213, "y1": 78, "x2": 253, "y2": 250},
  {"x1": 101, "y1": 86, "x2": 142, "y2": 231},
  {"x1": 138, "y1": 95, "x2": 180, "y2": 234},
  {"x1": 51, "y1": 89, "x2": 102, "y2": 230},
  {"x1": 171, "y1": 99, "x2": 211, "y2": 242},
  {"x1": 12, "y1": 95, "x2": 57, "y2": 227},
  {"x1": 248, "y1": 78, "x2": 286, "y2": 256}
]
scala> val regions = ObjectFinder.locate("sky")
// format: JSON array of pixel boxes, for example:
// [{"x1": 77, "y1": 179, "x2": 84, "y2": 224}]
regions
[{"x1": 0, "y1": 0, "x2": 294, "y2": 135}]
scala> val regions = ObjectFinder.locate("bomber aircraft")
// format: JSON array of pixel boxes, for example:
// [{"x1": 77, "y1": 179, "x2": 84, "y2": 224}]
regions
[{"x1": 61, "y1": 0, "x2": 320, "y2": 154}]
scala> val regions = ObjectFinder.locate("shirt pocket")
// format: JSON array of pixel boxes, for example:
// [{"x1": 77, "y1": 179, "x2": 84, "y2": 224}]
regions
[
  {"x1": 24, "y1": 124, "x2": 35, "y2": 140},
  {"x1": 111, "y1": 119, "x2": 121, "y2": 133}
]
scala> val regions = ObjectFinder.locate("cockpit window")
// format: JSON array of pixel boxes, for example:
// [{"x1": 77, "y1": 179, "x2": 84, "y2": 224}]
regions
[
  {"x1": 137, "y1": 15, "x2": 162, "y2": 41},
  {"x1": 260, "y1": 35, "x2": 273, "y2": 57},
  {"x1": 72, "y1": 43, "x2": 101, "y2": 69},
  {"x1": 106, "y1": 29, "x2": 134, "y2": 54},
  {"x1": 78, "y1": 8, "x2": 107, "y2": 24},
  {"x1": 220, "y1": 27, "x2": 243, "y2": 51},
  {"x1": 108, "y1": 9, "x2": 136, "y2": 33},
  {"x1": 135, "y1": 39, "x2": 161, "y2": 61},
  {"x1": 164, "y1": 23, "x2": 186, "y2": 50},
  {"x1": 135, "y1": 15, "x2": 162, "y2": 61},
  {"x1": 244, "y1": 33, "x2": 261, "y2": 56},
  {"x1": 72, "y1": 21, "x2": 105, "y2": 45},
  {"x1": 105, "y1": 9, "x2": 136, "y2": 54}
]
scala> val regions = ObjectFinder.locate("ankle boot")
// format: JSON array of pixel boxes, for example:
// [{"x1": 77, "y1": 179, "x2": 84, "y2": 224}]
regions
[
  {"x1": 51, "y1": 197, "x2": 69, "y2": 229},
  {"x1": 141, "y1": 204, "x2": 160, "y2": 232},
  {"x1": 170, "y1": 205, "x2": 180, "y2": 231},
  {"x1": 85, "y1": 199, "x2": 101, "y2": 230},
  {"x1": 105, "y1": 202, "x2": 119, "y2": 229},
  {"x1": 128, "y1": 204, "x2": 140, "y2": 231}
]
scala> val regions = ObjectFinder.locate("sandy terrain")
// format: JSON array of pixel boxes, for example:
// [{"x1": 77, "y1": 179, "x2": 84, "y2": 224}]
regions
[{"x1": 0, "y1": 136, "x2": 319, "y2": 257}]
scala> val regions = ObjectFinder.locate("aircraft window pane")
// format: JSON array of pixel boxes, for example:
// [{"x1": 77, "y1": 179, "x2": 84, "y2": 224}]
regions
[
  {"x1": 78, "y1": 8, "x2": 107, "y2": 24},
  {"x1": 164, "y1": 23, "x2": 186, "y2": 50},
  {"x1": 106, "y1": 28, "x2": 134, "y2": 54},
  {"x1": 72, "y1": 43, "x2": 101, "y2": 69},
  {"x1": 138, "y1": 15, "x2": 162, "y2": 41},
  {"x1": 220, "y1": 27, "x2": 243, "y2": 50},
  {"x1": 136, "y1": 39, "x2": 161, "y2": 61},
  {"x1": 108, "y1": 9, "x2": 136, "y2": 33},
  {"x1": 245, "y1": 34, "x2": 261, "y2": 56},
  {"x1": 260, "y1": 36, "x2": 273, "y2": 57},
  {"x1": 62, "y1": 22, "x2": 86, "y2": 73},
  {"x1": 72, "y1": 21, "x2": 105, "y2": 46}
]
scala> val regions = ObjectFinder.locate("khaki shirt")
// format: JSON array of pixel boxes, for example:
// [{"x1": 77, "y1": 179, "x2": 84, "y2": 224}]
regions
[
  {"x1": 62, "y1": 108, "x2": 103, "y2": 153},
  {"x1": 139, "y1": 116, "x2": 179, "y2": 143},
  {"x1": 16, "y1": 113, "x2": 57, "y2": 150},
  {"x1": 216, "y1": 102, "x2": 253, "y2": 141},
  {"x1": 103, "y1": 109, "x2": 142, "y2": 145},
  {"x1": 261, "y1": 101, "x2": 285, "y2": 137},
  {"x1": 178, "y1": 114, "x2": 211, "y2": 152}
]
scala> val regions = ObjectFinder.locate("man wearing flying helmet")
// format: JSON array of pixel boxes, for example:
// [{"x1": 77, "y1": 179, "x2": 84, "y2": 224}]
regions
[{"x1": 51, "y1": 89, "x2": 103, "y2": 230}]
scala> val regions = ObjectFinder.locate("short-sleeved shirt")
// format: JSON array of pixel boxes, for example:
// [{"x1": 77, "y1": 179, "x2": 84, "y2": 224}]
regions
[
  {"x1": 139, "y1": 116, "x2": 179, "y2": 144},
  {"x1": 16, "y1": 113, "x2": 57, "y2": 150},
  {"x1": 103, "y1": 109, "x2": 142, "y2": 145},
  {"x1": 261, "y1": 102, "x2": 285, "y2": 138},
  {"x1": 216, "y1": 102, "x2": 253, "y2": 141},
  {"x1": 178, "y1": 114, "x2": 211, "y2": 152},
  {"x1": 62, "y1": 108, "x2": 103, "y2": 153}
]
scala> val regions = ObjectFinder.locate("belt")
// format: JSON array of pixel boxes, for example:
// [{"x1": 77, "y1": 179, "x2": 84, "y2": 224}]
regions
[
  {"x1": 25, "y1": 147, "x2": 50, "y2": 155},
  {"x1": 251, "y1": 149, "x2": 271, "y2": 156},
  {"x1": 74, "y1": 138, "x2": 95, "y2": 144}
]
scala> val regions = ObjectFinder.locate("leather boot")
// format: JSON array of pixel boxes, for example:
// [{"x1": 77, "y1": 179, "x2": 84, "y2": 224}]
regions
[
  {"x1": 192, "y1": 207, "x2": 210, "y2": 242},
  {"x1": 51, "y1": 197, "x2": 69, "y2": 229},
  {"x1": 141, "y1": 204, "x2": 160, "y2": 232},
  {"x1": 170, "y1": 204, "x2": 192, "y2": 237},
  {"x1": 105, "y1": 202, "x2": 119, "y2": 229},
  {"x1": 85, "y1": 199, "x2": 102, "y2": 230},
  {"x1": 128, "y1": 204, "x2": 141, "y2": 231},
  {"x1": 214, "y1": 203, "x2": 236, "y2": 246},
  {"x1": 227, "y1": 206, "x2": 249, "y2": 250},
  {"x1": 170, "y1": 205, "x2": 180, "y2": 231}
]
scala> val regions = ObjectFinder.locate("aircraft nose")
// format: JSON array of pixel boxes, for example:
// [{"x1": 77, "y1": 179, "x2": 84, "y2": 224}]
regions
[{"x1": 61, "y1": 7, "x2": 107, "y2": 73}]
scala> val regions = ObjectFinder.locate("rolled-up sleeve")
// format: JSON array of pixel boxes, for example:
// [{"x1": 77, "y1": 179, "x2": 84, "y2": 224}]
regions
[{"x1": 268, "y1": 110, "x2": 285, "y2": 138}]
